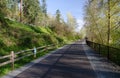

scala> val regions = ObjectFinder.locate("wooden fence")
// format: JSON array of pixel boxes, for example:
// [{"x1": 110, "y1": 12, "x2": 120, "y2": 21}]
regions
[
  {"x1": 86, "y1": 40, "x2": 120, "y2": 66},
  {"x1": 0, "y1": 44, "x2": 55, "y2": 70}
]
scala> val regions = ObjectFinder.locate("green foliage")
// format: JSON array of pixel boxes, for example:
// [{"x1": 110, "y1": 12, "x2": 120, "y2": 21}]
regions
[
  {"x1": 0, "y1": 0, "x2": 19, "y2": 20},
  {"x1": 0, "y1": 16, "x2": 73, "y2": 55},
  {"x1": 67, "y1": 12, "x2": 78, "y2": 31},
  {"x1": 56, "y1": 9, "x2": 61, "y2": 22},
  {"x1": 0, "y1": 0, "x2": 82, "y2": 76},
  {"x1": 41, "y1": 0, "x2": 47, "y2": 16},
  {"x1": 0, "y1": 0, "x2": 81, "y2": 43},
  {"x1": 0, "y1": 0, "x2": 8, "y2": 16},
  {"x1": 84, "y1": 0, "x2": 120, "y2": 48},
  {"x1": 22, "y1": 0, "x2": 42, "y2": 24},
  {"x1": 0, "y1": 47, "x2": 56, "y2": 77},
  {"x1": 0, "y1": 39, "x2": 5, "y2": 48}
]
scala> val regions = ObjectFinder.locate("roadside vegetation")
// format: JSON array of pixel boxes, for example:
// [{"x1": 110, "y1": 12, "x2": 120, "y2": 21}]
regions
[
  {"x1": 83, "y1": 0, "x2": 120, "y2": 49},
  {"x1": 0, "y1": 0, "x2": 81, "y2": 76},
  {"x1": 83, "y1": 0, "x2": 120, "y2": 66},
  {"x1": 0, "y1": 0, "x2": 81, "y2": 56}
]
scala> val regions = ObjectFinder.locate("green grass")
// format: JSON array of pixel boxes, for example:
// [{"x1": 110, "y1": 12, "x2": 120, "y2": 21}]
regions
[
  {"x1": 0, "y1": 46, "x2": 59, "y2": 77},
  {"x1": 0, "y1": 16, "x2": 68, "y2": 55},
  {"x1": 0, "y1": 15, "x2": 79, "y2": 77}
]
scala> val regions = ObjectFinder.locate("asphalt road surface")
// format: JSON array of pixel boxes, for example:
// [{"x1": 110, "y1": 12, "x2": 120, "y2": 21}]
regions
[{"x1": 3, "y1": 40, "x2": 120, "y2": 78}]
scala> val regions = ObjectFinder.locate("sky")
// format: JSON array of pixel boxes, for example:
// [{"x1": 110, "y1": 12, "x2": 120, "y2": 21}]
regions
[{"x1": 40, "y1": 0, "x2": 86, "y2": 30}]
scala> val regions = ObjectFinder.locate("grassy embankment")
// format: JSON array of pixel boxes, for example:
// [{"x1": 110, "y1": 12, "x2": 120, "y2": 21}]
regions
[{"x1": 0, "y1": 15, "x2": 79, "y2": 76}]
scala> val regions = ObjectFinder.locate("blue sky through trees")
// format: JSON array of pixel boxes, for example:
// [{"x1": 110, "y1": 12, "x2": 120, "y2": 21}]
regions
[{"x1": 40, "y1": 0, "x2": 86, "y2": 30}]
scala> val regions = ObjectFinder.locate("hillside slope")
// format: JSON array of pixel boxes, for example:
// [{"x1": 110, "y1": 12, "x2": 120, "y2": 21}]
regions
[{"x1": 0, "y1": 15, "x2": 73, "y2": 55}]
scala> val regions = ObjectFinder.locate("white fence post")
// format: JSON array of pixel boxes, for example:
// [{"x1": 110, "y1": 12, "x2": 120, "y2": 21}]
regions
[{"x1": 33, "y1": 47, "x2": 37, "y2": 58}]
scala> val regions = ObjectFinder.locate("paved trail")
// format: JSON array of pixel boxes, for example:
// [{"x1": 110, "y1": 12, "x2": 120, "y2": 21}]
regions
[{"x1": 3, "y1": 41, "x2": 120, "y2": 78}]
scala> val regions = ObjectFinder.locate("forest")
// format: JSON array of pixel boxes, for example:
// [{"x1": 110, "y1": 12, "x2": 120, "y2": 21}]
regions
[
  {"x1": 0, "y1": 0, "x2": 80, "y2": 55},
  {"x1": 83, "y1": 0, "x2": 120, "y2": 49},
  {"x1": 0, "y1": 0, "x2": 81, "y2": 76},
  {"x1": 0, "y1": 0, "x2": 120, "y2": 76}
]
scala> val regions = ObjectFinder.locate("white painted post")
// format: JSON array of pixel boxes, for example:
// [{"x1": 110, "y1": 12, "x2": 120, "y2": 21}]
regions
[{"x1": 33, "y1": 47, "x2": 37, "y2": 58}]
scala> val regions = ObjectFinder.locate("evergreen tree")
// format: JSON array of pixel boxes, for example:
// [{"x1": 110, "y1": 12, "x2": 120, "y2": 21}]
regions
[
  {"x1": 0, "y1": 0, "x2": 20, "y2": 20},
  {"x1": 23, "y1": 0, "x2": 41, "y2": 24},
  {"x1": 41, "y1": 0, "x2": 47, "y2": 16},
  {"x1": 55, "y1": 9, "x2": 61, "y2": 22},
  {"x1": 0, "y1": 0, "x2": 9, "y2": 16}
]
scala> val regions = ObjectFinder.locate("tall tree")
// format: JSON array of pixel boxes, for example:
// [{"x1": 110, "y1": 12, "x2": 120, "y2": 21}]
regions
[
  {"x1": 41, "y1": 0, "x2": 47, "y2": 16},
  {"x1": 67, "y1": 12, "x2": 77, "y2": 32},
  {"x1": 55, "y1": 9, "x2": 61, "y2": 23},
  {"x1": 22, "y1": 0, "x2": 41, "y2": 24},
  {"x1": 19, "y1": 0, "x2": 22, "y2": 22},
  {"x1": 0, "y1": 0, "x2": 9, "y2": 16},
  {"x1": 84, "y1": 0, "x2": 120, "y2": 48},
  {"x1": 0, "y1": 0, "x2": 20, "y2": 20},
  {"x1": 10, "y1": 0, "x2": 19, "y2": 20}
]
